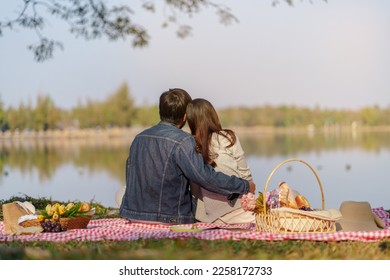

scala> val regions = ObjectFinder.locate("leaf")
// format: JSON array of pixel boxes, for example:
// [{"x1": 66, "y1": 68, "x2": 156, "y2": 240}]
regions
[
  {"x1": 64, "y1": 202, "x2": 82, "y2": 217},
  {"x1": 39, "y1": 209, "x2": 51, "y2": 219}
]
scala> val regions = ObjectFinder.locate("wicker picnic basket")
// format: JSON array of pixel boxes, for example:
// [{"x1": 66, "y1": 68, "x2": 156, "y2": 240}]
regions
[
  {"x1": 20, "y1": 216, "x2": 92, "y2": 230},
  {"x1": 59, "y1": 216, "x2": 92, "y2": 230},
  {"x1": 255, "y1": 158, "x2": 337, "y2": 233}
]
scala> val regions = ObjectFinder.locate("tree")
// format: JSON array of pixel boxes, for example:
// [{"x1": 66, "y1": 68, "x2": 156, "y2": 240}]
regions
[
  {"x1": 0, "y1": 96, "x2": 6, "y2": 131},
  {"x1": 133, "y1": 104, "x2": 159, "y2": 127},
  {"x1": 0, "y1": 0, "x2": 306, "y2": 62},
  {"x1": 33, "y1": 95, "x2": 61, "y2": 130},
  {"x1": 0, "y1": 0, "x2": 238, "y2": 62},
  {"x1": 6, "y1": 103, "x2": 32, "y2": 131},
  {"x1": 103, "y1": 83, "x2": 135, "y2": 127},
  {"x1": 70, "y1": 83, "x2": 136, "y2": 128},
  {"x1": 360, "y1": 106, "x2": 380, "y2": 126}
]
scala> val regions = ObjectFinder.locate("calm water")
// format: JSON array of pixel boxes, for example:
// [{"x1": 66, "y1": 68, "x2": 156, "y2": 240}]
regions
[{"x1": 1, "y1": 130, "x2": 389, "y2": 209}]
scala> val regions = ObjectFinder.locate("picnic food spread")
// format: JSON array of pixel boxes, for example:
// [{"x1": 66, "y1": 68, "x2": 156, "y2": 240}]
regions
[
  {"x1": 279, "y1": 182, "x2": 312, "y2": 211},
  {"x1": 242, "y1": 181, "x2": 314, "y2": 214},
  {"x1": 2, "y1": 201, "x2": 95, "y2": 235},
  {"x1": 241, "y1": 158, "x2": 344, "y2": 233},
  {"x1": 251, "y1": 180, "x2": 341, "y2": 233}
]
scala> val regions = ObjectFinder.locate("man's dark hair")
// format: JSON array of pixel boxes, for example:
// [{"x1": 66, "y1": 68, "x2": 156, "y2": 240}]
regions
[{"x1": 159, "y1": 88, "x2": 192, "y2": 126}]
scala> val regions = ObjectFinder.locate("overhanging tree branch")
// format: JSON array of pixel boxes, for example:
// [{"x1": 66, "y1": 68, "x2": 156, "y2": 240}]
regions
[{"x1": 0, "y1": 0, "x2": 315, "y2": 62}]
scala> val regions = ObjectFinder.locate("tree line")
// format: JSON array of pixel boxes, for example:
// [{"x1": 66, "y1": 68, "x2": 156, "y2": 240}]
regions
[
  {"x1": 0, "y1": 83, "x2": 159, "y2": 131},
  {"x1": 1, "y1": 83, "x2": 389, "y2": 132}
]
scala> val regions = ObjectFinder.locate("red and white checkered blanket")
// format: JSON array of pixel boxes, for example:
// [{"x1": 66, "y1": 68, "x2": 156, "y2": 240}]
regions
[{"x1": 1, "y1": 207, "x2": 389, "y2": 242}]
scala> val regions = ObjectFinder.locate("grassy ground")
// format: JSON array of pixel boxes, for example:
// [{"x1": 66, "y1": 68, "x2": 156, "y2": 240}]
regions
[
  {"x1": 1, "y1": 239, "x2": 390, "y2": 260},
  {"x1": 1, "y1": 196, "x2": 390, "y2": 260}
]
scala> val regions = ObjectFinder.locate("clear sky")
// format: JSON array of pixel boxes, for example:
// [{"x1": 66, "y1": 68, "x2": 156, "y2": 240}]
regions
[{"x1": 1, "y1": 0, "x2": 389, "y2": 110}]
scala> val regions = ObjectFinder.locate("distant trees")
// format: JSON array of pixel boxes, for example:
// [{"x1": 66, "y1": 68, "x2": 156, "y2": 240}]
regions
[
  {"x1": 0, "y1": 84, "x2": 136, "y2": 131},
  {"x1": 0, "y1": 83, "x2": 389, "y2": 132},
  {"x1": 217, "y1": 104, "x2": 390, "y2": 128},
  {"x1": 34, "y1": 95, "x2": 62, "y2": 130},
  {"x1": 6, "y1": 102, "x2": 32, "y2": 131},
  {"x1": 5, "y1": 96, "x2": 65, "y2": 131},
  {"x1": 72, "y1": 83, "x2": 136, "y2": 128},
  {"x1": 0, "y1": 99, "x2": 6, "y2": 131},
  {"x1": 1, "y1": 83, "x2": 156, "y2": 131}
]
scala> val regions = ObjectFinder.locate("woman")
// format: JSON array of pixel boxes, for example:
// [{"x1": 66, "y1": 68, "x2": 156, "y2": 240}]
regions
[{"x1": 186, "y1": 98, "x2": 255, "y2": 224}]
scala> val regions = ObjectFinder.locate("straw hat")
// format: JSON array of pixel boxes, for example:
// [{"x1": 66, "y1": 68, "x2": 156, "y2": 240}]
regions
[{"x1": 336, "y1": 201, "x2": 385, "y2": 232}]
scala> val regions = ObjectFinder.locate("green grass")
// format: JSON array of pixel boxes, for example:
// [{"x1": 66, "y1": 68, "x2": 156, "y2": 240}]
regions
[
  {"x1": 1, "y1": 195, "x2": 390, "y2": 260},
  {"x1": 1, "y1": 239, "x2": 389, "y2": 260}
]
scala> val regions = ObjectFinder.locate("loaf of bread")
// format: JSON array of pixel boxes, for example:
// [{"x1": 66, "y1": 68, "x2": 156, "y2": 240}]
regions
[
  {"x1": 295, "y1": 195, "x2": 311, "y2": 209},
  {"x1": 278, "y1": 182, "x2": 298, "y2": 209}
]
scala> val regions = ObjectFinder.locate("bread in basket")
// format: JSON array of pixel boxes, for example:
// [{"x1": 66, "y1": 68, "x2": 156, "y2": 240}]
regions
[
  {"x1": 243, "y1": 158, "x2": 342, "y2": 233},
  {"x1": 18, "y1": 201, "x2": 95, "y2": 232}
]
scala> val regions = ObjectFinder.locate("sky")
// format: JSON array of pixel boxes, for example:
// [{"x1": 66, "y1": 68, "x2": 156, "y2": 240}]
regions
[{"x1": 1, "y1": 0, "x2": 390, "y2": 111}]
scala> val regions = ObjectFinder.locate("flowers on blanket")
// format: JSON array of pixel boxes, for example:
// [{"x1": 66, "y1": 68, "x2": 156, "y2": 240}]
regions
[
  {"x1": 241, "y1": 192, "x2": 257, "y2": 211},
  {"x1": 38, "y1": 202, "x2": 92, "y2": 221},
  {"x1": 241, "y1": 192, "x2": 268, "y2": 214}
]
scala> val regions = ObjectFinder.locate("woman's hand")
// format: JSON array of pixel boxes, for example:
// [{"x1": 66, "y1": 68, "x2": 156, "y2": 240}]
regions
[{"x1": 248, "y1": 180, "x2": 256, "y2": 193}]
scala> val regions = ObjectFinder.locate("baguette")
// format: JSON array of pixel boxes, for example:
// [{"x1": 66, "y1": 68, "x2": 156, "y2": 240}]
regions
[
  {"x1": 295, "y1": 195, "x2": 311, "y2": 209},
  {"x1": 278, "y1": 182, "x2": 298, "y2": 209}
]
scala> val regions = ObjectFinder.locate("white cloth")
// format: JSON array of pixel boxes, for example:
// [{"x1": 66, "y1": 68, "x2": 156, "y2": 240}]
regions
[
  {"x1": 192, "y1": 132, "x2": 253, "y2": 223},
  {"x1": 271, "y1": 207, "x2": 342, "y2": 221}
]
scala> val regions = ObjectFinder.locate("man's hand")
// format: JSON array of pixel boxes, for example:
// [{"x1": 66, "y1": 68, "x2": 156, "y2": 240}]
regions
[{"x1": 248, "y1": 180, "x2": 256, "y2": 193}]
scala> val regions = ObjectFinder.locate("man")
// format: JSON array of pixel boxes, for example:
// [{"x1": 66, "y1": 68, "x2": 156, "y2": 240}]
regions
[{"x1": 119, "y1": 88, "x2": 255, "y2": 224}]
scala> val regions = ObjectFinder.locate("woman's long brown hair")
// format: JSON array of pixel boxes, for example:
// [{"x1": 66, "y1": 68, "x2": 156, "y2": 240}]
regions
[{"x1": 186, "y1": 98, "x2": 236, "y2": 167}]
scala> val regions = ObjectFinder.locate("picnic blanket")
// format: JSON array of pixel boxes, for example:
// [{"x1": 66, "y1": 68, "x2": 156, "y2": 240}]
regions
[{"x1": 1, "y1": 207, "x2": 389, "y2": 242}]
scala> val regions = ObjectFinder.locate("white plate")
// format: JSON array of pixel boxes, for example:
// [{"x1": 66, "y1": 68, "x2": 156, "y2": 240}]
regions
[{"x1": 169, "y1": 225, "x2": 205, "y2": 232}]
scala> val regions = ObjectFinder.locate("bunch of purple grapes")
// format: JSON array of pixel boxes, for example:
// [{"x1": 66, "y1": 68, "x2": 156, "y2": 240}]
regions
[
  {"x1": 40, "y1": 220, "x2": 66, "y2": 232},
  {"x1": 299, "y1": 206, "x2": 313, "y2": 211}
]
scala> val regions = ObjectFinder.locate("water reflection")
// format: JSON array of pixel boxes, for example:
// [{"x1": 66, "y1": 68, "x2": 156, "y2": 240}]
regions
[
  {"x1": 1, "y1": 131, "x2": 389, "y2": 209},
  {"x1": 0, "y1": 138, "x2": 128, "y2": 183},
  {"x1": 239, "y1": 130, "x2": 390, "y2": 157},
  {"x1": 241, "y1": 131, "x2": 390, "y2": 210},
  {"x1": 0, "y1": 138, "x2": 128, "y2": 207}
]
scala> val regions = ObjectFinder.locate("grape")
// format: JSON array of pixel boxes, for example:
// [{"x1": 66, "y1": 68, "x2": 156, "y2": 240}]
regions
[
  {"x1": 40, "y1": 220, "x2": 65, "y2": 232},
  {"x1": 299, "y1": 206, "x2": 314, "y2": 211}
]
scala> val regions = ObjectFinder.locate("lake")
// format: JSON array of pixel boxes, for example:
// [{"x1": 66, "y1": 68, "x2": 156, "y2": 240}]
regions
[{"x1": 1, "y1": 129, "x2": 389, "y2": 210}]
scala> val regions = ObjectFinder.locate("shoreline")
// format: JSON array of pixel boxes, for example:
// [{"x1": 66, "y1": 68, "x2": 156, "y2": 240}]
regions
[{"x1": 1, "y1": 125, "x2": 390, "y2": 141}]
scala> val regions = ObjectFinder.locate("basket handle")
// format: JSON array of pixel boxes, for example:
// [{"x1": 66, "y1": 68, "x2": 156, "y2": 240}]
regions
[{"x1": 262, "y1": 158, "x2": 325, "y2": 213}]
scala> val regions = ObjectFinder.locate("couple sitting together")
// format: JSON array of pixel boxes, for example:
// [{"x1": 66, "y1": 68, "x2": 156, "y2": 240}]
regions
[{"x1": 119, "y1": 88, "x2": 256, "y2": 225}]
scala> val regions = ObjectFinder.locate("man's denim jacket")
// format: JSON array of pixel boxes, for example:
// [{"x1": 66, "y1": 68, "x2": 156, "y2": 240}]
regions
[{"x1": 119, "y1": 121, "x2": 249, "y2": 224}]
